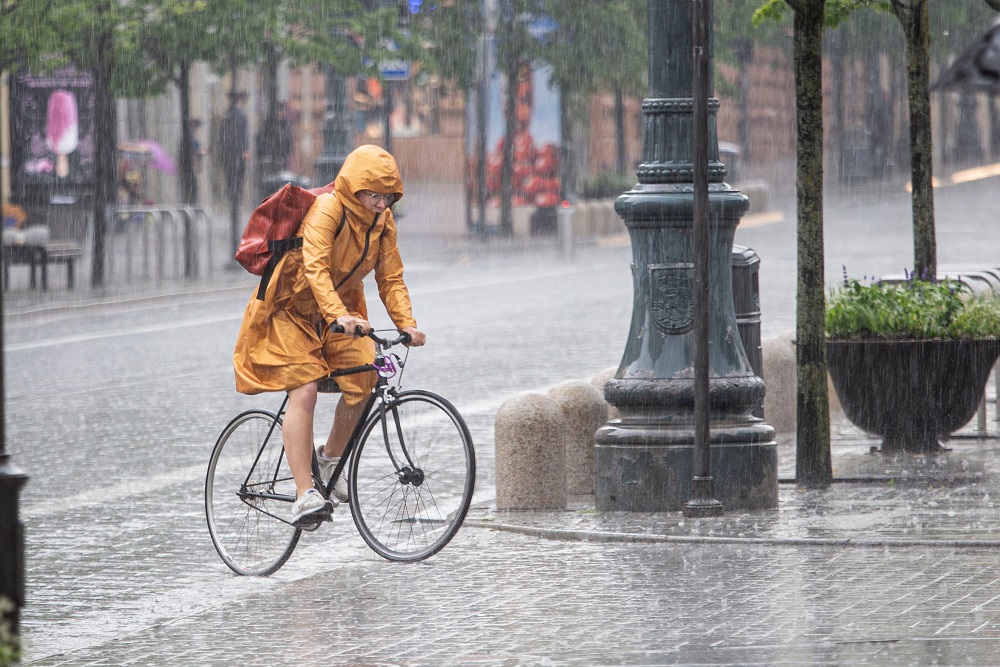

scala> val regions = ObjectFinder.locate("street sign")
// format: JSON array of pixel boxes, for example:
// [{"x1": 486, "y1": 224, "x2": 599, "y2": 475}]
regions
[{"x1": 380, "y1": 59, "x2": 411, "y2": 81}]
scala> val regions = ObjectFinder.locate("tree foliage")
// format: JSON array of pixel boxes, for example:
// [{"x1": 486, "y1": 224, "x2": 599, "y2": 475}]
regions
[
  {"x1": 0, "y1": 0, "x2": 60, "y2": 73},
  {"x1": 410, "y1": 1, "x2": 484, "y2": 91}
]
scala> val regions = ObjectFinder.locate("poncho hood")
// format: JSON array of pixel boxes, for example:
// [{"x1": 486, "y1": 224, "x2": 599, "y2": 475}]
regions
[{"x1": 334, "y1": 145, "x2": 403, "y2": 220}]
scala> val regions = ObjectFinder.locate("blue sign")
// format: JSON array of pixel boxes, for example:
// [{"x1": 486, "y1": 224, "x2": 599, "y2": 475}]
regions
[{"x1": 380, "y1": 59, "x2": 411, "y2": 81}]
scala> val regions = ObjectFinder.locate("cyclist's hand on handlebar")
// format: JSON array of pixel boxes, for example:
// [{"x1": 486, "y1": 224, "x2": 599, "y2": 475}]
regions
[
  {"x1": 335, "y1": 315, "x2": 371, "y2": 337},
  {"x1": 402, "y1": 326, "x2": 426, "y2": 347}
]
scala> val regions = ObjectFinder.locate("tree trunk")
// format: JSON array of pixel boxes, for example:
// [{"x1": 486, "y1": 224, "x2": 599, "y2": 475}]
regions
[
  {"x1": 464, "y1": 84, "x2": 473, "y2": 231},
  {"x1": 829, "y1": 26, "x2": 846, "y2": 183},
  {"x1": 383, "y1": 81, "x2": 394, "y2": 156},
  {"x1": 791, "y1": 0, "x2": 832, "y2": 488},
  {"x1": 559, "y1": 85, "x2": 574, "y2": 200},
  {"x1": 735, "y1": 37, "x2": 752, "y2": 177},
  {"x1": 614, "y1": 83, "x2": 626, "y2": 175},
  {"x1": 258, "y1": 48, "x2": 281, "y2": 200},
  {"x1": 178, "y1": 61, "x2": 197, "y2": 205},
  {"x1": 894, "y1": 0, "x2": 936, "y2": 279},
  {"x1": 91, "y1": 26, "x2": 116, "y2": 288},
  {"x1": 476, "y1": 70, "x2": 488, "y2": 230},
  {"x1": 500, "y1": 54, "x2": 518, "y2": 236}
]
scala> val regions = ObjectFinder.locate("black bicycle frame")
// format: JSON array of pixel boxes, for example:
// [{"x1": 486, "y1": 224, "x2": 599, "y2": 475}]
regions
[{"x1": 239, "y1": 332, "x2": 420, "y2": 517}]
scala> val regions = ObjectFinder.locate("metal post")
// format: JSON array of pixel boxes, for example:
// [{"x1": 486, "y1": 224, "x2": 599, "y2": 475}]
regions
[
  {"x1": 685, "y1": 0, "x2": 722, "y2": 517},
  {"x1": 384, "y1": 81, "x2": 394, "y2": 157},
  {"x1": 594, "y1": 0, "x2": 776, "y2": 512},
  {"x1": 183, "y1": 209, "x2": 195, "y2": 279},
  {"x1": 0, "y1": 247, "x2": 27, "y2": 650},
  {"x1": 475, "y1": 25, "x2": 489, "y2": 233},
  {"x1": 995, "y1": 361, "x2": 999, "y2": 423}
]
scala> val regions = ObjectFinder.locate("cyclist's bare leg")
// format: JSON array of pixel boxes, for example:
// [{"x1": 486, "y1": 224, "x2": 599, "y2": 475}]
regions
[
  {"x1": 284, "y1": 381, "x2": 319, "y2": 498},
  {"x1": 321, "y1": 396, "x2": 366, "y2": 459}
]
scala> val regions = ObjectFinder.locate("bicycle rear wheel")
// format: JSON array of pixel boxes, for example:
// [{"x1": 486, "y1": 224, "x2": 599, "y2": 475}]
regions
[
  {"x1": 349, "y1": 390, "x2": 475, "y2": 561},
  {"x1": 205, "y1": 409, "x2": 301, "y2": 576}
]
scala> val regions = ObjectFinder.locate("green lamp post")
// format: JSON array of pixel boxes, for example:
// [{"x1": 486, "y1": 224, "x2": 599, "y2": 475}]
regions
[{"x1": 594, "y1": 0, "x2": 777, "y2": 511}]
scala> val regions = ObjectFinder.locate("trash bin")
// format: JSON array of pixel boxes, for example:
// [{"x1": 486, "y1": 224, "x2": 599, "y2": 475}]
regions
[
  {"x1": 732, "y1": 245, "x2": 763, "y2": 419},
  {"x1": 530, "y1": 206, "x2": 558, "y2": 236},
  {"x1": 719, "y1": 141, "x2": 741, "y2": 184}
]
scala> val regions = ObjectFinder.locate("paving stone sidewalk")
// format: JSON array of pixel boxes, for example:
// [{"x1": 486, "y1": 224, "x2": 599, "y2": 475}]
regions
[{"x1": 469, "y1": 418, "x2": 1000, "y2": 549}]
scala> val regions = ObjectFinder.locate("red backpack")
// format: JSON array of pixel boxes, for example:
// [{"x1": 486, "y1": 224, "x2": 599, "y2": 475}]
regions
[{"x1": 235, "y1": 182, "x2": 343, "y2": 299}]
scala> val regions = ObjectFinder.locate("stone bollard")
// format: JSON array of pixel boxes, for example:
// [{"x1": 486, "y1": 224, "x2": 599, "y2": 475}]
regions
[
  {"x1": 590, "y1": 367, "x2": 620, "y2": 420},
  {"x1": 762, "y1": 333, "x2": 797, "y2": 434},
  {"x1": 762, "y1": 332, "x2": 842, "y2": 434},
  {"x1": 740, "y1": 179, "x2": 771, "y2": 215},
  {"x1": 576, "y1": 201, "x2": 594, "y2": 238},
  {"x1": 494, "y1": 392, "x2": 568, "y2": 509},
  {"x1": 548, "y1": 380, "x2": 609, "y2": 496}
]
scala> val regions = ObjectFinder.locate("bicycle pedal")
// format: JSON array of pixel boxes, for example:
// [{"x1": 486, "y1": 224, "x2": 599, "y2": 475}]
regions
[{"x1": 292, "y1": 508, "x2": 333, "y2": 529}]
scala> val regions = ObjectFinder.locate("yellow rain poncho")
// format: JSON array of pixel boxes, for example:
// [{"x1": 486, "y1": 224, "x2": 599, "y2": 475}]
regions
[{"x1": 233, "y1": 145, "x2": 416, "y2": 404}]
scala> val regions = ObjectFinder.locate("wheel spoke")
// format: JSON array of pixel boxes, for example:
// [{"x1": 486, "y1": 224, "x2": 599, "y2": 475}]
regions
[
  {"x1": 205, "y1": 411, "x2": 301, "y2": 576},
  {"x1": 349, "y1": 391, "x2": 475, "y2": 561}
]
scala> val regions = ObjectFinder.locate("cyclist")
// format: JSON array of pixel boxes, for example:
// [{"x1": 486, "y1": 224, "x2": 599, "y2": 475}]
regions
[{"x1": 233, "y1": 144, "x2": 426, "y2": 526}]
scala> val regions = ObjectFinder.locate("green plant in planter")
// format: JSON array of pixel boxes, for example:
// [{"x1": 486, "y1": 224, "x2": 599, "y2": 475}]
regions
[
  {"x1": 826, "y1": 277, "x2": 1000, "y2": 341},
  {"x1": 825, "y1": 275, "x2": 1000, "y2": 453},
  {"x1": 0, "y1": 597, "x2": 20, "y2": 667}
]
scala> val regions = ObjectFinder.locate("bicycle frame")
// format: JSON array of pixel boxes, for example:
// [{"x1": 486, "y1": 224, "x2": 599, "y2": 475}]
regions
[{"x1": 238, "y1": 331, "x2": 418, "y2": 520}]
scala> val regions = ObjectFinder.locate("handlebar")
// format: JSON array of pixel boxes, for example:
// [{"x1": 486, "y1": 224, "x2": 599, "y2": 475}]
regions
[{"x1": 328, "y1": 324, "x2": 411, "y2": 349}]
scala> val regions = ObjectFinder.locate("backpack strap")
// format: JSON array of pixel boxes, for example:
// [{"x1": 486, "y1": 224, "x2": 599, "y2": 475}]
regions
[
  {"x1": 254, "y1": 204, "x2": 348, "y2": 301},
  {"x1": 255, "y1": 237, "x2": 302, "y2": 300}
]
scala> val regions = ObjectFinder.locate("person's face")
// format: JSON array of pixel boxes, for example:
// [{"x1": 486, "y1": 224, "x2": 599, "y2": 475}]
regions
[{"x1": 358, "y1": 190, "x2": 396, "y2": 214}]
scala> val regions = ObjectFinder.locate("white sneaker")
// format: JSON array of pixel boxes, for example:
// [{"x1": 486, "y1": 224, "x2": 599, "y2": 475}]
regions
[
  {"x1": 290, "y1": 489, "x2": 334, "y2": 526},
  {"x1": 316, "y1": 446, "x2": 349, "y2": 503}
]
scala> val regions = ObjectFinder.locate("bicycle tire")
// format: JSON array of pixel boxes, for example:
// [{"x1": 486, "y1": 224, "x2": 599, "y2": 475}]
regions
[
  {"x1": 349, "y1": 390, "x2": 476, "y2": 561},
  {"x1": 205, "y1": 409, "x2": 301, "y2": 576}
]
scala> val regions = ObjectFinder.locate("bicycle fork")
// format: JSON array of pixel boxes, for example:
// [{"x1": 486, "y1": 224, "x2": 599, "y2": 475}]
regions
[{"x1": 376, "y1": 393, "x2": 424, "y2": 487}]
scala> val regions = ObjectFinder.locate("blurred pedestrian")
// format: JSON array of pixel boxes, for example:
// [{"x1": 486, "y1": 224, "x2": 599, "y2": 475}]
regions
[
  {"x1": 255, "y1": 101, "x2": 294, "y2": 200},
  {"x1": 219, "y1": 91, "x2": 249, "y2": 253}
]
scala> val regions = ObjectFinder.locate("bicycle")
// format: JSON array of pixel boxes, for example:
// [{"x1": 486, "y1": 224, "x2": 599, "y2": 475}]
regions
[{"x1": 205, "y1": 327, "x2": 476, "y2": 576}]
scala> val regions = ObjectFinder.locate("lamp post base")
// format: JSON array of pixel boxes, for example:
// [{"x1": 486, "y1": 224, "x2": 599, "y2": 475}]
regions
[
  {"x1": 684, "y1": 477, "x2": 725, "y2": 517},
  {"x1": 595, "y1": 423, "x2": 777, "y2": 512}
]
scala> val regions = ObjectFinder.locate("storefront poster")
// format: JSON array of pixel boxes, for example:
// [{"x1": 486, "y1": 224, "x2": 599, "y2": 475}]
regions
[
  {"x1": 10, "y1": 67, "x2": 96, "y2": 195},
  {"x1": 468, "y1": 59, "x2": 561, "y2": 210}
]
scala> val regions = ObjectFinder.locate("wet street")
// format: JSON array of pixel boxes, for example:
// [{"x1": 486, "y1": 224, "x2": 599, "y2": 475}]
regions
[{"x1": 9, "y1": 175, "x2": 1000, "y2": 665}]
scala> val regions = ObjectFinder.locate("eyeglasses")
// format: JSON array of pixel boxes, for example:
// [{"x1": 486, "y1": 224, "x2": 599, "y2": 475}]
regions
[{"x1": 360, "y1": 191, "x2": 396, "y2": 205}]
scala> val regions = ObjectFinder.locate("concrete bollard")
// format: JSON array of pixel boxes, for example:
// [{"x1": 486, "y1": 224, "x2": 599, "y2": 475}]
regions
[
  {"x1": 558, "y1": 204, "x2": 574, "y2": 260},
  {"x1": 590, "y1": 367, "x2": 620, "y2": 420},
  {"x1": 762, "y1": 333, "x2": 797, "y2": 434},
  {"x1": 494, "y1": 392, "x2": 568, "y2": 510},
  {"x1": 762, "y1": 332, "x2": 842, "y2": 434},
  {"x1": 740, "y1": 179, "x2": 771, "y2": 215},
  {"x1": 602, "y1": 200, "x2": 625, "y2": 235},
  {"x1": 577, "y1": 201, "x2": 594, "y2": 238},
  {"x1": 548, "y1": 380, "x2": 609, "y2": 496}
]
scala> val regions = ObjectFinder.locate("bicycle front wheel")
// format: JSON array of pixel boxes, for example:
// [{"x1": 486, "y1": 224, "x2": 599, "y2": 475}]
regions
[
  {"x1": 349, "y1": 390, "x2": 476, "y2": 561},
  {"x1": 205, "y1": 409, "x2": 301, "y2": 576}
]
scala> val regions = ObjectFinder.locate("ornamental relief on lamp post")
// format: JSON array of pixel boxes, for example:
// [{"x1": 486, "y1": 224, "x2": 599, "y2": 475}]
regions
[{"x1": 650, "y1": 263, "x2": 694, "y2": 334}]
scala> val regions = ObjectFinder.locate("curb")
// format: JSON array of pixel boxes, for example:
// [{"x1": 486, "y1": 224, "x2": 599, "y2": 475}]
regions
[{"x1": 465, "y1": 519, "x2": 1000, "y2": 550}]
